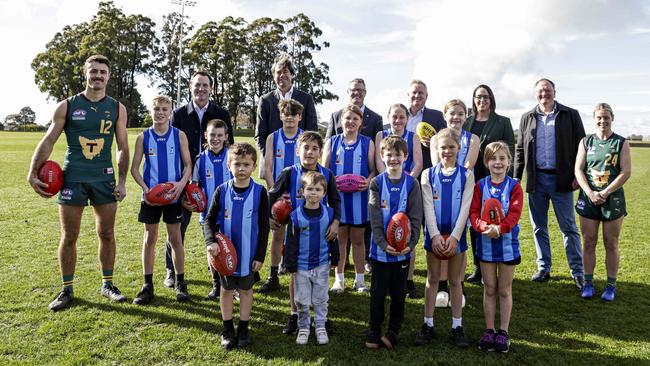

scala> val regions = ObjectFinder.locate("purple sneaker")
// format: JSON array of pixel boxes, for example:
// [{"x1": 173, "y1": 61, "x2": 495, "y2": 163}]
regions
[
  {"x1": 478, "y1": 329, "x2": 496, "y2": 351},
  {"x1": 494, "y1": 330, "x2": 511, "y2": 353},
  {"x1": 601, "y1": 285, "x2": 617, "y2": 302}
]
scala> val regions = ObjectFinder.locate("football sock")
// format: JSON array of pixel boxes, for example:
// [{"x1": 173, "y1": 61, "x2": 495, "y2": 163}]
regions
[
  {"x1": 270, "y1": 266, "x2": 279, "y2": 279},
  {"x1": 62, "y1": 274, "x2": 74, "y2": 294},
  {"x1": 606, "y1": 276, "x2": 617, "y2": 287},
  {"x1": 452, "y1": 317, "x2": 462, "y2": 329},
  {"x1": 239, "y1": 319, "x2": 249, "y2": 330},
  {"x1": 584, "y1": 274, "x2": 594, "y2": 284},
  {"x1": 336, "y1": 272, "x2": 345, "y2": 282},
  {"x1": 424, "y1": 317, "x2": 434, "y2": 327},
  {"x1": 355, "y1": 273, "x2": 364, "y2": 283},
  {"x1": 101, "y1": 269, "x2": 113, "y2": 288},
  {"x1": 223, "y1": 319, "x2": 235, "y2": 332},
  {"x1": 144, "y1": 274, "x2": 153, "y2": 286},
  {"x1": 176, "y1": 273, "x2": 185, "y2": 284}
]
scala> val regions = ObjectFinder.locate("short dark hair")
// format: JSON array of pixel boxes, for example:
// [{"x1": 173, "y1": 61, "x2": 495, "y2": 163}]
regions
[
  {"x1": 206, "y1": 119, "x2": 228, "y2": 131},
  {"x1": 380, "y1": 135, "x2": 408, "y2": 156},
  {"x1": 472, "y1": 84, "x2": 496, "y2": 115},
  {"x1": 84, "y1": 54, "x2": 110, "y2": 71},
  {"x1": 297, "y1": 131, "x2": 324, "y2": 150},
  {"x1": 191, "y1": 70, "x2": 214, "y2": 87},
  {"x1": 301, "y1": 171, "x2": 327, "y2": 191},
  {"x1": 534, "y1": 78, "x2": 555, "y2": 89},
  {"x1": 272, "y1": 53, "x2": 295, "y2": 76},
  {"x1": 349, "y1": 78, "x2": 366, "y2": 88},
  {"x1": 228, "y1": 142, "x2": 257, "y2": 164}
]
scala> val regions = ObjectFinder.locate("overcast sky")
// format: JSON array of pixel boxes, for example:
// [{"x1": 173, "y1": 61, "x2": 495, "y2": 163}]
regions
[{"x1": 1, "y1": 0, "x2": 649, "y2": 136}]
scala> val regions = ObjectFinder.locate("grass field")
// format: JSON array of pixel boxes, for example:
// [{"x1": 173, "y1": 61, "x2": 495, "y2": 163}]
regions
[{"x1": 1, "y1": 131, "x2": 649, "y2": 366}]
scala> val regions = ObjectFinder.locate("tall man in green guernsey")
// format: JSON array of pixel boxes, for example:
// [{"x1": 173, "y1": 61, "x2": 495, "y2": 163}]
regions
[{"x1": 27, "y1": 55, "x2": 130, "y2": 311}]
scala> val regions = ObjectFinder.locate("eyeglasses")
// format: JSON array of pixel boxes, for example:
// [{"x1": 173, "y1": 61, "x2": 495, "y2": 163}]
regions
[
  {"x1": 348, "y1": 88, "x2": 365, "y2": 93},
  {"x1": 474, "y1": 95, "x2": 490, "y2": 100}
]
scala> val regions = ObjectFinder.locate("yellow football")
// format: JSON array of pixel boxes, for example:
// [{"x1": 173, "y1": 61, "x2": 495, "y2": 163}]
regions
[{"x1": 416, "y1": 122, "x2": 436, "y2": 141}]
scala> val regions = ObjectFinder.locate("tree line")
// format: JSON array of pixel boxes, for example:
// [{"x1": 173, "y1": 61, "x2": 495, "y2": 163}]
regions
[{"x1": 31, "y1": 1, "x2": 337, "y2": 127}]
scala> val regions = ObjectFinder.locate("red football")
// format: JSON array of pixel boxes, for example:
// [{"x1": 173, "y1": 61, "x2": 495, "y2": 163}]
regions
[
  {"x1": 37, "y1": 160, "x2": 63, "y2": 196},
  {"x1": 210, "y1": 232, "x2": 238, "y2": 276},
  {"x1": 145, "y1": 183, "x2": 175, "y2": 205},
  {"x1": 272, "y1": 199, "x2": 293, "y2": 225},
  {"x1": 386, "y1": 212, "x2": 411, "y2": 252},
  {"x1": 481, "y1": 198, "x2": 505, "y2": 225},
  {"x1": 335, "y1": 174, "x2": 365, "y2": 193},
  {"x1": 434, "y1": 234, "x2": 454, "y2": 260},
  {"x1": 183, "y1": 182, "x2": 207, "y2": 212}
]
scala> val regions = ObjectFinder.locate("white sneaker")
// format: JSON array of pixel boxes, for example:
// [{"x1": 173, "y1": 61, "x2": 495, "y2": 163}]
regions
[
  {"x1": 315, "y1": 327, "x2": 329, "y2": 345},
  {"x1": 330, "y1": 279, "x2": 345, "y2": 294},
  {"x1": 449, "y1": 294, "x2": 466, "y2": 308},
  {"x1": 353, "y1": 281, "x2": 370, "y2": 293},
  {"x1": 435, "y1": 291, "x2": 449, "y2": 308},
  {"x1": 296, "y1": 328, "x2": 310, "y2": 345},
  {"x1": 364, "y1": 263, "x2": 372, "y2": 274}
]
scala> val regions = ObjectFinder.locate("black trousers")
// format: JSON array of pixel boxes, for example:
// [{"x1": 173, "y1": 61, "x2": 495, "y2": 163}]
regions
[{"x1": 369, "y1": 258, "x2": 410, "y2": 333}]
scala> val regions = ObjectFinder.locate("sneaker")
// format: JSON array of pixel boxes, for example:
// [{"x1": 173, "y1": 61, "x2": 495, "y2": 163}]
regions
[
  {"x1": 315, "y1": 327, "x2": 329, "y2": 345},
  {"x1": 414, "y1": 323, "x2": 435, "y2": 346},
  {"x1": 406, "y1": 282, "x2": 420, "y2": 299},
  {"x1": 449, "y1": 294, "x2": 467, "y2": 308},
  {"x1": 601, "y1": 284, "x2": 617, "y2": 302},
  {"x1": 364, "y1": 263, "x2": 372, "y2": 274},
  {"x1": 206, "y1": 285, "x2": 220, "y2": 300},
  {"x1": 365, "y1": 329, "x2": 381, "y2": 349},
  {"x1": 163, "y1": 269, "x2": 175, "y2": 288},
  {"x1": 237, "y1": 326, "x2": 250, "y2": 348},
  {"x1": 133, "y1": 284, "x2": 154, "y2": 305},
  {"x1": 101, "y1": 285, "x2": 127, "y2": 302},
  {"x1": 258, "y1": 277, "x2": 280, "y2": 294},
  {"x1": 330, "y1": 279, "x2": 345, "y2": 294},
  {"x1": 175, "y1": 282, "x2": 189, "y2": 302},
  {"x1": 531, "y1": 270, "x2": 550, "y2": 282},
  {"x1": 449, "y1": 326, "x2": 470, "y2": 348},
  {"x1": 49, "y1": 288, "x2": 73, "y2": 311},
  {"x1": 574, "y1": 275, "x2": 585, "y2": 290},
  {"x1": 581, "y1": 283, "x2": 595, "y2": 299},
  {"x1": 353, "y1": 281, "x2": 369, "y2": 293},
  {"x1": 494, "y1": 330, "x2": 511, "y2": 353},
  {"x1": 325, "y1": 319, "x2": 336, "y2": 336},
  {"x1": 465, "y1": 267, "x2": 482, "y2": 284},
  {"x1": 435, "y1": 291, "x2": 449, "y2": 308},
  {"x1": 282, "y1": 314, "x2": 298, "y2": 335},
  {"x1": 221, "y1": 328, "x2": 237, "y2": 350},
  {"x1": 381, "y1": 330, "x2": 399, "y2": 350},
  {"x1": 296, "y1": 328, "x2": 310, "y2": 345},
  {"x1": 478, "y1": 329, "x2": 496, "y2": 351}
]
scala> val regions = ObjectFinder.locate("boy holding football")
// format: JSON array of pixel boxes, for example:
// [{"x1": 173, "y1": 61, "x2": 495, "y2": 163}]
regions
[
  {"x1": 366, "y1": 135, "x2": 422, "y2": 350},
  {"x1": 130, "y1": 95, "x2": 193, "y2": 304},
  {"x1": 268, "y1": 131, "x2": 341, "y2": 336},
  {"x1": 202, "y1": 142, "x2": 270, "y2": 349},
  {"x1": 285, "y1": 171, "x2": 339, "y2": 345},
  {"x1": 259, "y1": 99, "x2": 304, "y2": 294}
]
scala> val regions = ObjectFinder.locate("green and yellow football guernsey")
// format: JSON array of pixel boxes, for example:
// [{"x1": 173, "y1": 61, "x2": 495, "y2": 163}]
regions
[
  {"x1": 583, "y1": 133, "x2": 625, "y2": 192},
  {"x1": 63, "y1": 94, "x2": 119, "y2": 183}
]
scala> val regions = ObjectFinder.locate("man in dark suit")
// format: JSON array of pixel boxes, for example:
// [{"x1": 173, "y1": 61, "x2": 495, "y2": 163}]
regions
[
  {"x1": 256, "y1": 54, "x2": 318, "y2": 294},
  {"x1": 164, "y1": 71, "x2": 234, "y2": 299},
  {"x1": 406, "y1": 80, "x2": 446, "y2": 172},
  {"x1": 514, "y1": 78, "x2": 585, "y2": 289},
  {"x1": 326, "y1": 78, "x2": 383, "y2": 140}
]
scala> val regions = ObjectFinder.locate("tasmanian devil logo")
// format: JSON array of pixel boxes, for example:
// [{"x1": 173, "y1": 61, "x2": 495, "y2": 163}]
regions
[{"x1": 79, "y1": 136, "x2": 105, "y2": 160}]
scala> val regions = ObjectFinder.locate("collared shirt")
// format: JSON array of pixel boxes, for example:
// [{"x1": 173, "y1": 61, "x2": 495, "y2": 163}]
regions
[
  {"x1": 359, "y1": 105, "x2": 366, "y2": 115},
  {"x1": 192, "y1": 101, "x2": 209, "y2": 123},
  {"x1": 278, "y1": 86, "x2": 294, "y2": 100},
  {"x1": 535, "y1": 102, "x2": 557, "y2": 169},
  {"x1": 407, "y1": 106, "x2": 424, "y2": 132}
]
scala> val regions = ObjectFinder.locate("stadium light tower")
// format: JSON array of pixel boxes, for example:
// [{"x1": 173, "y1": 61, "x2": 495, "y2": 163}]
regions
[{"x1": 171, "y1": 0, "x2": 196, "y2": 105}]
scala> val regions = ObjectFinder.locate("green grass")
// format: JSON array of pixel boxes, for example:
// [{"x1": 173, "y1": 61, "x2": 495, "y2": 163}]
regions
[{"x1": 1, "y1": 131, "x2": 649, "y2": 365}]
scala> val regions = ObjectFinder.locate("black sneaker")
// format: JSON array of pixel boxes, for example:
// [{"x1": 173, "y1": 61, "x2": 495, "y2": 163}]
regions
[
  {"x1": 163, "y1": 269, "x2": 175, "y2": 288},
  {"x1": 221, "y1": 328, "x2": 238, "y2": 350},
  {"x1": 206, "y1": 285, "x2": 220, "y2": 300},
  {"x1": 381, "y1": 330, "x2": 399, "y2": 350},
  {"x1": 466, "y1": 267, "x2": 482, "y2": 284},
  {"x1": 133, "y1": 284, "x2": 154, "y2": 305},
  {"x1": 414, "y1": 323, "x2": 435, "y2": 346},
  {"x1": 101, "y1": 285, "x2": 127, "y2": 302},
  {"x1": 258, "y1": 277, "x2": 281, "y2": 294},
  {"x1": 450, "y1": 326, "x2": 470, "y2": 348},
  {"x1": 175, "y1": 282, "x2": 189, "y2": 302},
  {"x1": 278, "y1": 263, "x2": 288, "y2": 275},
  {"x1": 365, "y1": 329, "x2": 381, "y2": 349},
  {"x1": 406, "y1": 282, "x2": 420, "y2": 299},
  {"x1": 49, "y1": 288, "x2": 73, "y2": 311},
  {"x1": 237, "y1": 326, "x2": 251, "y2": 348},
  {"x1": 282, "y1": 314, "x2": 298, "y2": 335}
]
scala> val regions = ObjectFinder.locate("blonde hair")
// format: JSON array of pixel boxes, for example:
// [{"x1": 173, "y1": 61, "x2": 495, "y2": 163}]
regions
[
  {"x1": 151, "y1": 95, "x2": 172, "y2": 107},
  {"x1": 433, "y1": 128, "x2": 461, "y2": 149},
  {"x1": 593, "y1": 103, "x2": 614, "y2": 118},
  {"x1": 483, "y1": 141, "x2": 512, "y2": 167},
  {"x1": 443, "y1": 99, "x2": 467, "y2": 115},
  {"x1": 342, "y1": 104, "x2": 363, "y2": 119}
]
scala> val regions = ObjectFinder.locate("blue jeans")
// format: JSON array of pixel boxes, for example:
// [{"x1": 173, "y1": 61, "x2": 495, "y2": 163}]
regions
[
  {"x1": 295, "y1": 263, "x2": 330, "y2": 329},
  {"x1": 528, "y1": 171, "x2": 583, "y2": 277}
]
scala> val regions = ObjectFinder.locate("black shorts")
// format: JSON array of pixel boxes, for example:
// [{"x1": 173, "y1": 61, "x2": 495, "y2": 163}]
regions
[
  {"x1": 138, "y1": 201, "x2": 183, "y2": 224},
  {"x1": 339, "y1": 222, "x2": 368, "y2": 229},
  {"x1": 480, "y1": 256, "x2": 521, "y2": 266},
  {"x1": 220, "y1": 272, "x2": 260, "y2": 291}
]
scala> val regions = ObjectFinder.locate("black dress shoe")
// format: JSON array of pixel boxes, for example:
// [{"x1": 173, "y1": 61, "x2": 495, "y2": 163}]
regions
[
  {"x1": 574, "y1": 275, "x2": 585, "y2": 290},
  {"x1": 531, "y1": 270, "x2": 550, "y2": 282}
]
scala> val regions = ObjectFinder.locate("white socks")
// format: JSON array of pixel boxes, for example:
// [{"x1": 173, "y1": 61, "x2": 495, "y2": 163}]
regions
[
  {"x1": 424, "y1": 317, "x2": 434, "y2": 327},
  {"x1": 335, "y1": 272, "x2": 345, "y2": 282},
  {"x1": 452, "y1": 317, "x2": 462, "y2": 329},
  {"x1": 355, "y1": 273, "x2": 365, "y2": 283}
]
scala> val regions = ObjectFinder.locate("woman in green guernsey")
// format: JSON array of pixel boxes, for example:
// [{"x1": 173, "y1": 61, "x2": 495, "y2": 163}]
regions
[{"x1": 574, "y1": 103, "x2": 631, "y2": 302}]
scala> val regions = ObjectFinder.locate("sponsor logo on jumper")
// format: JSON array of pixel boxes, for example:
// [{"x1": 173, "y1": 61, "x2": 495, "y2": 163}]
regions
[{"x1": 71, "y1": 109, "x2": 87, "y2": 120}]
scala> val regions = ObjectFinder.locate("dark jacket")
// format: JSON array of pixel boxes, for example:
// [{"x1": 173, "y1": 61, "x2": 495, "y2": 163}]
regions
[
  {"x1": 419, "y1": 107, "x2": 446, "y2": 171},
  {"x1": 514, "y1": 102, "x2": 585, "y2": 192},
  {"x1": 463, "y1": 112, "x2": 515, "y2": 180},
  {"x1": 326, "y1": 106, "x2": 383, "y2": 140},
  {"x1": 171, "y1": 101, "x2": 233, "y2": 161},
  {"x1": 255, "y1": 88, "x2": 318, "y2": 155}
]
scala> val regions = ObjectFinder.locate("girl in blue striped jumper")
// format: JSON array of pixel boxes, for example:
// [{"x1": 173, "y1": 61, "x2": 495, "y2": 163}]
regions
[{"x1": 470, "y1": 141, "x2": 523, "y2": 353}]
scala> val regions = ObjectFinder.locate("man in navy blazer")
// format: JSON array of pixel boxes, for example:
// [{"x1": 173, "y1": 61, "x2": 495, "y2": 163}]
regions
[
  {"x1": 326, "y1": 78, "x2": 383, "y2": 139},
  {"x1": 254, "y1": 54, "x2": 318, "y2": 157},
  {"x1": 406, "y1": 80, "x2": 446, "y2": 172}
]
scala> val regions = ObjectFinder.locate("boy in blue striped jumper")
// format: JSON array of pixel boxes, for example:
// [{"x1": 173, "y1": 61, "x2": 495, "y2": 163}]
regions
[
  {"x1": 285, "y1": 171, "x2": 339, "y2": 345},
  {"x1": 366, "y1": 135, "x2": 423, "y2": 350},
  {"x1": 130, "y1": 95, "x2": 193, "y2": 304},
  {"x1": 202, "y1": 142, "x2": 270, "y2": 349}
]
